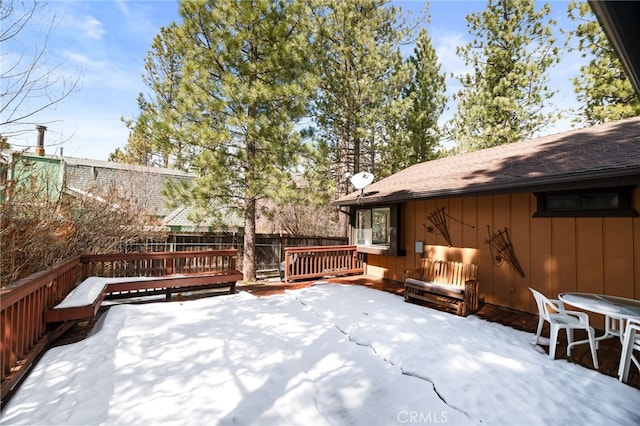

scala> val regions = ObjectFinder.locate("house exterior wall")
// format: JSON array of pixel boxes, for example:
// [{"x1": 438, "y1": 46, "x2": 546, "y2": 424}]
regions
[
  {"x1": 364, "y1": 187, "x2": 640, "y2": 318},
  {"x1": 10, "y1": 154, "x2": 64, "y2": 200}
]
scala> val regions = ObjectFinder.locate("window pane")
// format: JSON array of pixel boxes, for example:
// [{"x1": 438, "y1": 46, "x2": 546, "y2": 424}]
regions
[
  {"x1": 534, "y1": 187, "x2": 637, "y2": 218},
  {"x1": 580, "y1": 194, "x2": 619, "y2": 210},
  {"x1": 545, "y1": 195, "x2": 578, "y2": 211},
  {"x1": 356, "y1": 210, "x2": 372, "y2": 245},
  {"x1": 372, "y1": 208, "x2": 390, "y2": 245}
]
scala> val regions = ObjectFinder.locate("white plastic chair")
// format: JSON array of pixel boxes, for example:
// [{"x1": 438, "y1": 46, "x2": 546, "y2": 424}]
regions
[
  {"x1": 529, "y1": 287, "x2": 599, "y2": 368},
  {"x1": 618, "y1": 318, "x2": 640, "y2": 383}
]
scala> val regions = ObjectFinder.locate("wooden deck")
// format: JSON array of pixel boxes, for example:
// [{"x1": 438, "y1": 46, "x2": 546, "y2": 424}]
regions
[
  {"x1": 243, "y1": 275, "x2": 639, "y2": 390},
  {"x1": 53, "y1": 274, "x2": 639, "y2": 390}
]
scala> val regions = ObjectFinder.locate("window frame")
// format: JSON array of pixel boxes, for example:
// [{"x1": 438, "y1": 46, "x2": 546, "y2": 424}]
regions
[
  {"x1": 533, "y1": 186, "x2": 638, "y2": 217},
  {"x1": 352, "y1": 203, "x2": 403, "y2": 256}
]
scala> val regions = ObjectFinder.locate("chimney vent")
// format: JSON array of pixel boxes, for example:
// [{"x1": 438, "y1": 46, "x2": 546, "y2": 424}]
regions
[{"x1": 35, "y1": 125, "x2": 47, "y2": 156}]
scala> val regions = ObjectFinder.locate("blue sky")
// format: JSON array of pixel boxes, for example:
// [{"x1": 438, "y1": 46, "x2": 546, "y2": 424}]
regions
[{"x1": 6, "y1": 0, "x2": 585, "y2": 161}]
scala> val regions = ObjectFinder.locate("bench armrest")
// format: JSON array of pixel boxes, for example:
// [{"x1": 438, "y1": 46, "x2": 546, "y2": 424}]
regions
[
  {"x1": 463, "y1": 279, "x2": 479, "y2": 313},
  {"x1": 405, "y1": 268, "x2": 420, "y2": 280}
]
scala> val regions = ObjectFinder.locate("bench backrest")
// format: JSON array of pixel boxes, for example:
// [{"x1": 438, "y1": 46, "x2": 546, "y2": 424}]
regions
[{"x1": 418, "y1": 258, "x2": 478, "y2": 287}]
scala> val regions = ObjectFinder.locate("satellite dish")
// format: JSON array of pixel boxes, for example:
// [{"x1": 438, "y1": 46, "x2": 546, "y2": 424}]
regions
[
  {"x1": 349, "y1": 171, "x2": 374, "y2": 204},
  {"x1": 349, "y1": 171, "x2": 374, "y2": 190}
]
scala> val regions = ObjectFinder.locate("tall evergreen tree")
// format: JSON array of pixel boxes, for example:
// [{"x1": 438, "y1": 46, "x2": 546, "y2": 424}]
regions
[
  {"x1": 398, "y1": 27, "x2": 447, "y2": 171},
  {"x1": 309, "y1": 0, "x2": 410, "y2": 233},
  {"x1": 449, "y1": 0, "x2": 560, "y2": 152},
  {"x1": 132, "y1": 0, "x2": 314, "y2": 281},
  {"x1": 566, "y1": 0, "x2": 640, "y2": 124},
  {"x1": 116, "y1": 24, "x2": 192, "y2": 169}
]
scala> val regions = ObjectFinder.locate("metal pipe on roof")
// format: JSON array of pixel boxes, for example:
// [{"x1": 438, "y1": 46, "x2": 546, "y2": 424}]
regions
[{"x1": 35, "y1": 125, "x2": 47, "y2": 156}]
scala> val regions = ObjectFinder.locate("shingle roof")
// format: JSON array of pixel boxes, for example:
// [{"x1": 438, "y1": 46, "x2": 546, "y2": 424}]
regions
[
  {"x1": 162, "y1": 205, "x2": 243, "y2": 231},
  {"x1": 63, "y1": 157, "x2": 193, "y2": 177},
  {"x1": 63, "y1": 157, "x2": 195, "y2": 216},
  {"x1": 336, "y1": 116, "x2": 640, "y2": 206}
]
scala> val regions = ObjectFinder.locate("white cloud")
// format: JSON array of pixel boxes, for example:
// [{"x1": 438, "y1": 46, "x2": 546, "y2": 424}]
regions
[
  {"x1": 115, "y1": 0, "x2": 130, "y2": 17},
  {"x1": 78, "y1": 15, "x2": 106, "y2": 40},
  {"x1": 59, "y1": 49, "x2": 142, "y2": 97},
  {"x1": 434, "y1": 31, "x2": 471, "y2": 79},
  {"x1": 66, "y1": 51, "x2": 106, "y2": 68}
]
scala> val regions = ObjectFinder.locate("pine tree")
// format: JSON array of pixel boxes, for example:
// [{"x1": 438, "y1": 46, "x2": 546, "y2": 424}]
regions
[
  {"x1": 449, "y1": 0, "x2": 560, "y2": 152},
  {"x1": 566, "y1": 0, "x2": 640, "y2": 124},
  {"x1": 309, "y1": 0, "x2": 410, "y2": 233},
  {"x1": 133, "y1": 0, "x2": 315, "y2": 281},
  {"x1": 117, "y1": 24, "x2": 192, "y2": 169},
  {"x1": 399, "y1": 27, "x2": 447, "y2": 170}
]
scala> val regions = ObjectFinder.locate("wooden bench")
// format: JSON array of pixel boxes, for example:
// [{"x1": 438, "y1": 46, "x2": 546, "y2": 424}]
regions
[
  {"x1": 44, "y1": 270, "x2": 243, "y2": 323},
  {"x1": 404, "y1": 258, "x2": 479, "y2": 317}
]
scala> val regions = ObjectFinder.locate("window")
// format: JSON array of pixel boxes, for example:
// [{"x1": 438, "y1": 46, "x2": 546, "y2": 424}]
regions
[
  {"x1": 353, "y1": 204, "x2": 403, "y2": 256},
  {"x1": 356, "y1": 208, "x2": 390, "y2": 246},
  {"x1": 534, "y1": 186, "x2": 638, "y2": 217},
  {"x1": 355, "y1": 210, "x2": 372, "y2": 245},
  {"x1": 372, "y1": 208, "x2": 390, "y2": 245}
]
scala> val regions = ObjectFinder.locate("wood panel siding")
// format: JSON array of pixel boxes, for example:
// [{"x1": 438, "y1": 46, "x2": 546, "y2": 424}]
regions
[
  {"x1": 477, "y1": 195, "x2": 495, "y2": 302},
  {"x1": 603, "y1": 218, "x2": 634, "y2": 297},
  {"x1": 551, "y1": 217, "x2": 577, "y2": 295},
  {"x1": 529, "y1": 198, "x2": 552, "y2": 313},
  {"x1": 635, "y1": 200, "x2": 640, "y2": 300},
  {"x1": 364, "y1": 186, "x2": 640, "y2": 315},
  {"x1": 448, "y1": 198, "x2": 464, "y2": 248},
  {"x1": 492, "y1": 194, "x2": 512, "y2": 308},
  {"x1": 462, "y1": 197, "x2": 478, "y2": 251},
  {"x1": 576, "y1": 218, "x2": 604, "y2": 295},
  {"x1": 510, "y1": 192, "x2": 531, "y2": 311}
]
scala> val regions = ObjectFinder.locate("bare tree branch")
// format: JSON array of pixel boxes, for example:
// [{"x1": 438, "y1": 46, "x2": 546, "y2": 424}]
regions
[{"x1": 0, "y1": 0, "x2": 80, "y2": 133}]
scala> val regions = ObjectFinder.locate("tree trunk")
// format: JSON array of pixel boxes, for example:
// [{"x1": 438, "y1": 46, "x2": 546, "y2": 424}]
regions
[
  {"x1": 243, "y1": 196, "x2": 257, "y2": 282},
  {"x1": 338, "y1": 206, "x2": 350, "y2": 239}
]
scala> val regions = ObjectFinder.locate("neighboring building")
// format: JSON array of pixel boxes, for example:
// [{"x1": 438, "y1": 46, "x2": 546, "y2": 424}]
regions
[
  {"x1": 335, "y1": 116, "x2": 640, "y2": 317},
  {"x1": 4, "y1": 151, "x2": 64, "y2": 201},
  {"x1": 63, "y1": 156, "x2": 194, "y2": 220},
  {"x1": 3, "y1": 151, "x2": 242, "y2": 232},
  {"x1": 162, "y1": 205, "x2": 242, "y2": 233}
]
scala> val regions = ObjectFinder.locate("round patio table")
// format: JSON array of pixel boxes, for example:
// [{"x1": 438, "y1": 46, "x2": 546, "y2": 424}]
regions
[{"x1": 558, "y1": 292, "x2": 640, "y2": 343}]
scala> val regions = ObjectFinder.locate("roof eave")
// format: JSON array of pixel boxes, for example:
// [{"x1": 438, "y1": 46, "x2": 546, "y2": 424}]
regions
[
  {"x1": 334, "y1": 168, "x2": 640, "y2": 206},
  {"x1": 589, "y1": 0, "x2": 640, "y2": 97}
]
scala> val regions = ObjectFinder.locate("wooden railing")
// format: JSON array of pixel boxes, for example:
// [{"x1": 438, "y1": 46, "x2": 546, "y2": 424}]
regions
[
  {"x1": 81, "y1": 250, "x2": 238, "y2": 279},
  {"x1": 283, "y1": 245, "x2": 365, "y2": 282},
  {"x1": 0, "y1": 249, "x2": 239, "y2": 405}
]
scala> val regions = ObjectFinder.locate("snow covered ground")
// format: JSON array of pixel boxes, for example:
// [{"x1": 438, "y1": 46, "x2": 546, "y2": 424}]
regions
[{"x1": 2, "y1": 283, "x2": 639, "y2": 425}]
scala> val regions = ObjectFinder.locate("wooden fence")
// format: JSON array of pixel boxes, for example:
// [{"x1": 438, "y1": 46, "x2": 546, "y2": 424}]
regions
[
  {"x1": 283, "y1": 245, "x2": 365, "y2": 282},
  {"x1": 81, "y1": 250, "x2": 238, "y2": 279},
  {"x1": 128, "y1": 233, "x2": 348, "y2": 272},
  {"x1": 0, "y1": 249, "x2": 238, "y2": 406}
]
